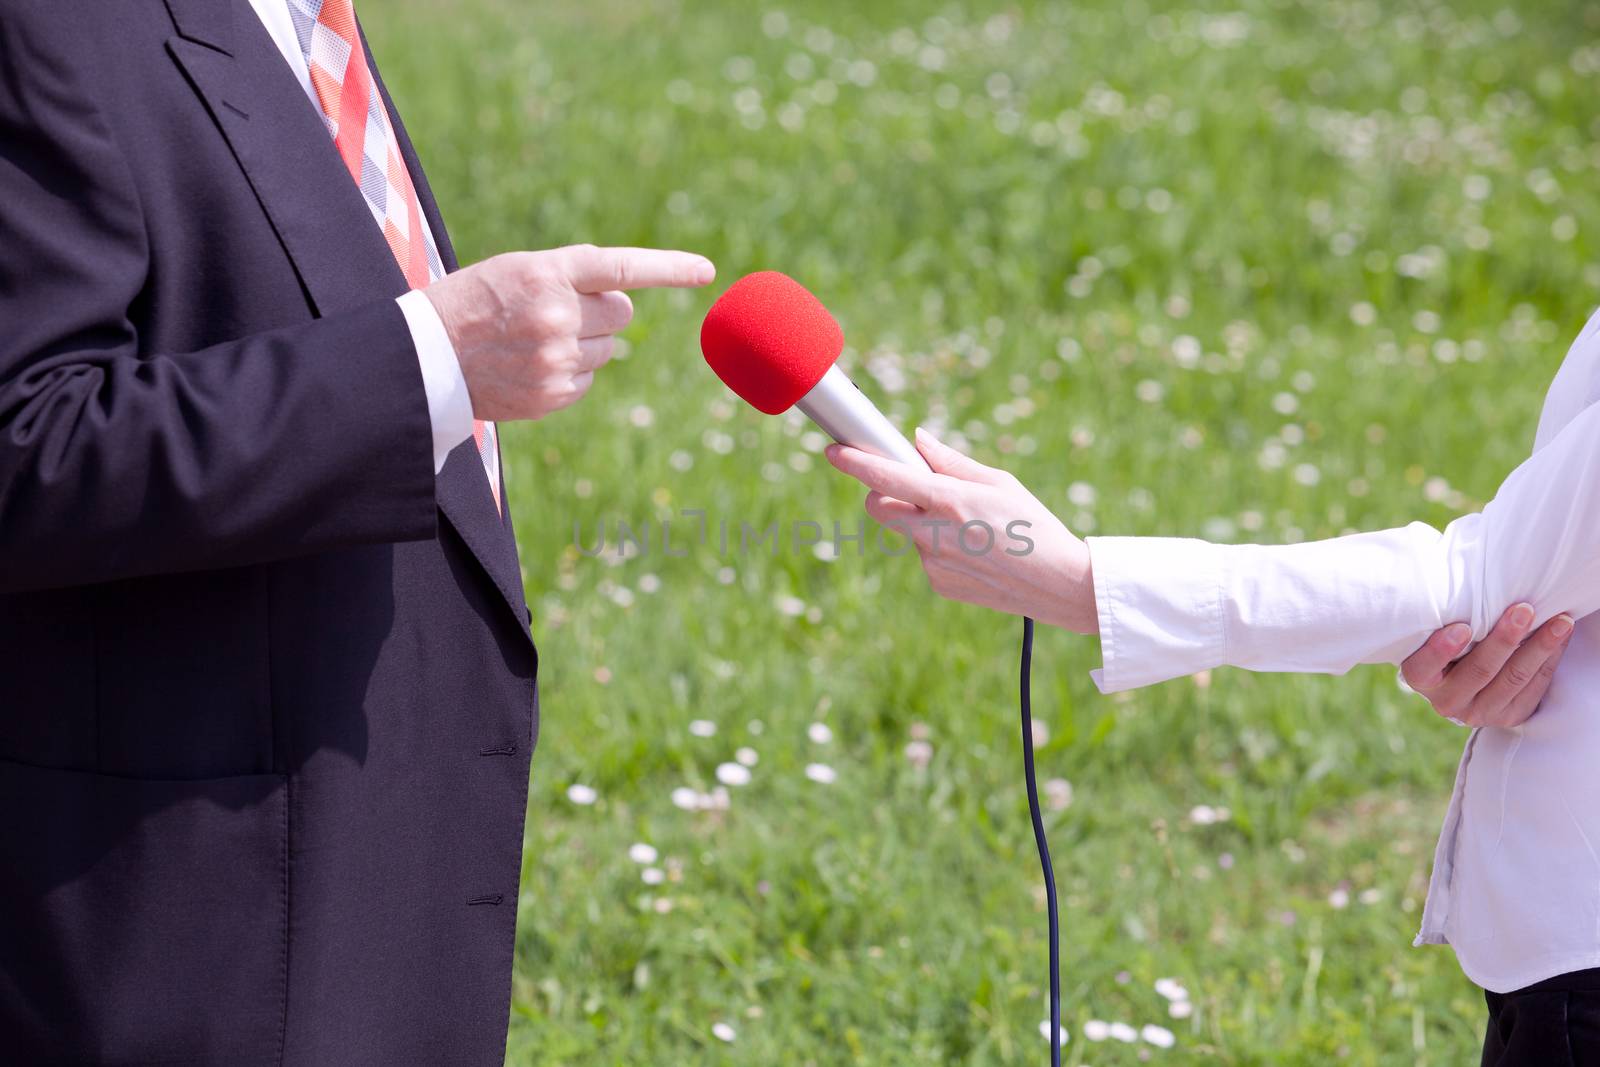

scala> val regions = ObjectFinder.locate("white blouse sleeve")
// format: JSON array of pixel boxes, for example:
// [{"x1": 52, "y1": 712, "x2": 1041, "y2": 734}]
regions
[{"x1": 1086, "y1": 397, "x2": 1600, "y2": 693}]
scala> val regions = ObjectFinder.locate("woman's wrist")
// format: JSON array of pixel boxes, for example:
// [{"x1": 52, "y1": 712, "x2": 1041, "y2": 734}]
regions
[
  {"x1": 1051, "y1": 538, "x2": 1098, "y2": 635},
  {"x1": 1072, "y1": 550, "x2": 1098, "y2": 635}
]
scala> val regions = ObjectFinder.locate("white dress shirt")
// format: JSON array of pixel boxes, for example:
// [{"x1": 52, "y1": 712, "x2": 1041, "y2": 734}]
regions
[
  {"x1": 1087, "y1": 305, "x2": 1600, "y2": 993},
  {"x1": 247, "y1": 0, "x2": 474, "y2": 473}
]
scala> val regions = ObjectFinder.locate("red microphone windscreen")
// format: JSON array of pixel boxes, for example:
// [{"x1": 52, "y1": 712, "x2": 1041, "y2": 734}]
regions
[{"x1": 700, "y1": 271, "x2": 844, "y2": 415}]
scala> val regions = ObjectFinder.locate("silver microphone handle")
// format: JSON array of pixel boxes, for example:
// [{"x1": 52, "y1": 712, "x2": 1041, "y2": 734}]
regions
[{"x1": 795, "y1": 364, "x2": 930, "y2": 470}]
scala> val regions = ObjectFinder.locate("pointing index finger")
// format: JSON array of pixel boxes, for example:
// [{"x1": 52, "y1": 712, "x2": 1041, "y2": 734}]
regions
[{"x1": 564, "y1": 245, "x2": 716, "y2": 293}]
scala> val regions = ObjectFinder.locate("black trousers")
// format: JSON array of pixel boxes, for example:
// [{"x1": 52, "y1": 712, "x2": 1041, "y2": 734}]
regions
[{"x1": 1483, "y1": 969, "x2": 1600, "y2": 1066}]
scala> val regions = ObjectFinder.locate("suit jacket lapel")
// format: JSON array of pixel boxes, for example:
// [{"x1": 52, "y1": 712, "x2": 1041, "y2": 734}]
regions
[
  {"x1": 164, "y1": 0, "x2": 531, "y2": 639},
  {"x1": 165, "y1": 0, "x2": 406, "y2": 320},
  {"x1": 365, "y1": 32, "x2": 532, "y2": 630}
]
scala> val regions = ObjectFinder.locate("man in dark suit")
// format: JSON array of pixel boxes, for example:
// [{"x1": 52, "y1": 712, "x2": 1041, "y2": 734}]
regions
[{"x1": 0, "y1": 0, "x2": 713, "y2": 1061}]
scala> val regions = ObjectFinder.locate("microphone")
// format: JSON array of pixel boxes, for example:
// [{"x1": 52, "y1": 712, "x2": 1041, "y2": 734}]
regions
[
  {"x1": 699, "y1": 271, "x2": 930, "y2": 469},
  {"x1": 700, "y1": 270, "x2": 1065, "y2": 1067}
]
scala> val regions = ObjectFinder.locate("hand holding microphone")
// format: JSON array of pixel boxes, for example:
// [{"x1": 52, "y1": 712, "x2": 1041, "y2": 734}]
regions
[
  {"x1": 826, "y1": 432, "x2": 1098, "y2": 635},
  {"x1": 700, "y1": 269, "x2": 1096, "y2": 635}
]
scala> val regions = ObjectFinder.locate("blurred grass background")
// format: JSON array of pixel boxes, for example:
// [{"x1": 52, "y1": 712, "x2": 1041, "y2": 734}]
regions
[{"x1": 366, "y1": 0, "x2": 1600, "y2": 1062}]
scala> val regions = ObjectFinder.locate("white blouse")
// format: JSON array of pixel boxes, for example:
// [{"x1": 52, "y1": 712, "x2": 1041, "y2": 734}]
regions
[{"x1": 1086, "y1": 306, "x2": 1600, "y2": 993}]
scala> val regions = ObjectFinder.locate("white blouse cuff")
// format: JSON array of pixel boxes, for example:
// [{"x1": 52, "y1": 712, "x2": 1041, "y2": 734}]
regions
[{"x1": 1087, "y1": 535, "x2": 1229, "y2": 693}]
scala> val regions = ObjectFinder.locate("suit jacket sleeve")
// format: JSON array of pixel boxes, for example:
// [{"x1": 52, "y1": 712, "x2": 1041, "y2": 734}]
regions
[
  {"x1": 0, "y1": 13, "x2": 439, "y2": 593},
  {"x1": 1087, "y1": 394, "x2": 1600, "y2": 693}
]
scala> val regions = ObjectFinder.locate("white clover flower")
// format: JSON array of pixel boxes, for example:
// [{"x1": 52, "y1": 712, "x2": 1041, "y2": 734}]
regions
[
  {"x1": 712, "y1": 1022, "x2": 736, "y2": 1042},
  {"x1": 1154, "y1": 978, "x2": 1189, "y2": 1002},
  {"x1": 1083, "y1": 1020, "x2": 1110, "y2": 1041},
  {"x1": 566, "y1": 784, "x2": 597, "y2": 806},
  {"x1": 689, "y1": 720, "x2": 717, "y2": 738},
  {"x1": 808, "y1": 722, "x2": 834, "y2": 744},
  {"x1": 1169, "y1": 1000, "x2": 1193, "y2": 1019},
  {"x1": 735, "y1": 747, "x2": 759, "y2": 767},
  {"x1": 716, "y1": 763, "x2": 751, "y2": 787},
  {"x1": 1141, "y1": 1024, "x2": 1176, "y2": 1048},
  {"x1": 1108, "y1": 1021, "x2": 1137, "y2": 1042},
  {"x1": 804, "y1": 763, "x2": 837, "y2": 784},
  {"x1": 628, "y1": 843, "x2": 659, "y2": 865},
  {"x1": 904, "y1": 740, "x2": 933, "y2": 768},
  {"x1": 1172, "y1": 335, "x2": 1202, "y2": 367},
  {"x1": 670, "y1": 787, "x2": 699, "y2": 811},
  {"x1": 641, "y1": 867, "x2": 665, "y2": 886}
]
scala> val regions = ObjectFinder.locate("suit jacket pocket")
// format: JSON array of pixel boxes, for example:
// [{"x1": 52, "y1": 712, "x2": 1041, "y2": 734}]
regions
[{"x1": 0, "y1": 758, "x2": 287, "y2": 1065}]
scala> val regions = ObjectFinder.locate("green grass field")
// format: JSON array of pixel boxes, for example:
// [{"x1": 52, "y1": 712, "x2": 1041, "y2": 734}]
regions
[{"x1": 365, "y1": 1, "x2": 1600, "y2": 1062}]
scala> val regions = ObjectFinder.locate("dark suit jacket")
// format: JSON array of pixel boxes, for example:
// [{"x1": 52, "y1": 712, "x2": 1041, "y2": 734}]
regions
[{"x1": 0, "y1": 1, "x2": 538, "y2": 1062}]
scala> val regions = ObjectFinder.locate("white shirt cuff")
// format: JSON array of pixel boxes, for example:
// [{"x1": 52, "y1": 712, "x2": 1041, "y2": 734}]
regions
[
  {"x1": 1087, "y1": 535, "x2": 1228, "y2": 693},
  {"x1": 396, "y1": 289, "x2": 474, "y2": 474}
]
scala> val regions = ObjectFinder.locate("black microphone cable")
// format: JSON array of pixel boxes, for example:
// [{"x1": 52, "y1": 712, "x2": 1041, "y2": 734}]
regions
[{"x1": 1019, "y1": 616, "x2": 1061, "y2": 1067}]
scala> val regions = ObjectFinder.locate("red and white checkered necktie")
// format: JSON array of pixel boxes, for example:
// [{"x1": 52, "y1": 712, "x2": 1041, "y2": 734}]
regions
[{"x1": 291, "y1": 0, "x2": 501, "y2": 511}]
